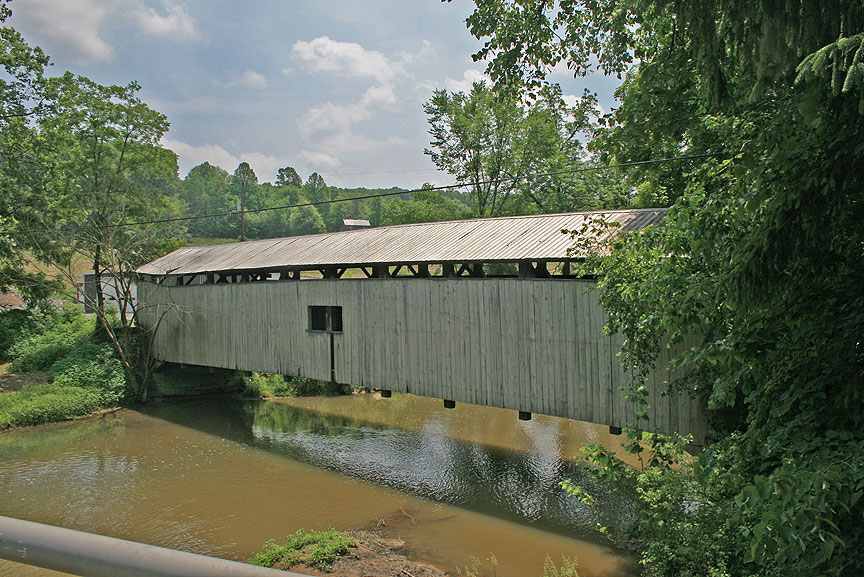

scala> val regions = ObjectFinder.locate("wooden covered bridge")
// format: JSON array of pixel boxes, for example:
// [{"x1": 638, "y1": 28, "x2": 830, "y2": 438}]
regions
[{"x1": 137, "y1": 208, "x2": 705, "y2": 443}]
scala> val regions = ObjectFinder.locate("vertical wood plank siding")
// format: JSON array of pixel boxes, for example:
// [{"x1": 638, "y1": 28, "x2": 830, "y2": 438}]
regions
[{"x1": 138, "y1": 278, "x2": 705, "y2": 442}]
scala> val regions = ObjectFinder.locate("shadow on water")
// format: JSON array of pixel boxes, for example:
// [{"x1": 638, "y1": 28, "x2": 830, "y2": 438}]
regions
[{"x1": 141, "y1": 397, "x2": 632, "y2": 543}]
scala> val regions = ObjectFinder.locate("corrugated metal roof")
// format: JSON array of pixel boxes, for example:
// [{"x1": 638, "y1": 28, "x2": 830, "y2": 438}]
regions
[{"x1": 138, "y1": 208, "x2": 665, "y2": 276}]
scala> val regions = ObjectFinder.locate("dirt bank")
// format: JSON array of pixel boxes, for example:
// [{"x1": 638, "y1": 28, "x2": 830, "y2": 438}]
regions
[{"x1": 277, "y1": 533, "x2": 450, "y2": 577}]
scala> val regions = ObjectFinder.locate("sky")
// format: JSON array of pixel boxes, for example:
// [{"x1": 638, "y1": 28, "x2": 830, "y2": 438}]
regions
[{"x1": 8, "y1": 0, "x2": 622, "y2": 189}]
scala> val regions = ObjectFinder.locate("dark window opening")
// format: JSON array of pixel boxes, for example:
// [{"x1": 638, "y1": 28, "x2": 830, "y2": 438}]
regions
[{"x1": 308, "y1": 305, "x2": 342, "y2": 333}]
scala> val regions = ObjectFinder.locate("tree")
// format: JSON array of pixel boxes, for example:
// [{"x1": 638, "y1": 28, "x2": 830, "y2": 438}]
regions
[
  {"x1": 424, "y1": 81, "x2": 601, "y2": 216},
  {"x1": 1, "y1": 5, "x2": 182, "y2": 401},
  {"x1": 458, "y1": 1, "x2": 864, "y2": 576},
  {"x1": 176, "y1": 162, "x2": 234, "y2": 238},
  {"x1": 0, "y1": 5, "x2": 56, "y2": 300},
  {"x1": 382, "y1": 184, "x2": 470, "y2": 225},
  {"x1": 232, "y1": 162, "x2": 257, "y2": 241},
  {"x1": 246, "y1": 182, "x2": 290, "y2": 239},
  {"x1": 289, "y1": 204, "x2": 325, "y2": 236},
  {"x1": 25, "y1": 72, "x2": 180, "y2": 401},
  {"x1": 275, "y1": 166, "x2": 302, "y2": 188}
]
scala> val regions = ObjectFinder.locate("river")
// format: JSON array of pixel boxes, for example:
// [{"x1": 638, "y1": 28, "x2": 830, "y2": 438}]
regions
[{"x1": 0, "y1": 393, "x2": 637, "y2": 577}]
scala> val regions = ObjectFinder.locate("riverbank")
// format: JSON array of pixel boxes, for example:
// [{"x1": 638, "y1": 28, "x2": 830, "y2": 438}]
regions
[{"x1": 252, "y1": 530, "x2": 449, "y2": 577}]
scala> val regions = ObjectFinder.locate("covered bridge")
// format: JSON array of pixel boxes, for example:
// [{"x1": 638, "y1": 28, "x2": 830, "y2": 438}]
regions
[{"x1": 137, "y1": 208, "x2": 705, "y2": 442}]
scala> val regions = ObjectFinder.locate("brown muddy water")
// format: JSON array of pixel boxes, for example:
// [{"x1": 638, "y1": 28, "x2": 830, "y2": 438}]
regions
[{"x1": 0, "y1": 393, "x2": 637, "y2": 577}]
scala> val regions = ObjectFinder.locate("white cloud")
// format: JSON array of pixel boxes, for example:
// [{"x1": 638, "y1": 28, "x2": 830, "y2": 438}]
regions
[
  {"x1": 235, "y1": 70, "x2": 268, "y2": 89},
  {"x1": 300, "y1": 151, "x2": 343, "y2": 172},
  {"x1": 9, "y1": 0, "x2": 202, "y2": 64},
  {"x1": 290, "y1": 37, "x2": 422, "y2": 138},
  {"x1": 163, "y1": 139, "x2": 293, "y2": 183},
  {"x1": 162, "y1": 139, "x2": 239, "y2": 176},
  {"x1": 242, "y1": 152, "x2": 290, "y2": 182},
  {"x1": 299, "y1": 83, "x2": 397, "y2": 136},
  {"x1": 444, "y1": 69, "x2": 488, "y2": 93},
  {"x1": 10, "y1": 0, "x2": 113, "y2": 64},
  {"x1": 135, "y1": 1, "x2": 202, "y2": 42},
  {"x1": 291, "y1": 36, "x2": 403, "y2": 83}
]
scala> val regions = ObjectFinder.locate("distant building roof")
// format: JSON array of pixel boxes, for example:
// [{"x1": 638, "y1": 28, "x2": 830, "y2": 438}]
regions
[
  {"x1": 342, "y1": 218, "x2": 371, "y2": 229},
  {"x1": 138, "y1": 208, "x2": 664, "y2": 277}
]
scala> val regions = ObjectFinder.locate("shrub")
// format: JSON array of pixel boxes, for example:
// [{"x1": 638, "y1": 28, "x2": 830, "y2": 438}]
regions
[
  {"x1": 0, "y1": 309, "x2": 33, "y2": 362},
  {"x1": 7, "y1": 308, "x2": 94, "y2": 373},
  {"x1": 50, "y1": 342, "x2": 129, "y2": 404},
  {"x1": 243, "y1": 373, "x2": 294, "y2": 398},
  {"x1": 242, "y1": 373, "x2": 350, "y2": 398},
  {"x1": 249, "y1": 529, "x2": 355, "y2": 568}
]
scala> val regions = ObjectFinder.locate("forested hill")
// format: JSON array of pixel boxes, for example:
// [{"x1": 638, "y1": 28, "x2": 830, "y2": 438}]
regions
[{"x1": 169, "y1": 162, "x2": 477, "y2": 241}]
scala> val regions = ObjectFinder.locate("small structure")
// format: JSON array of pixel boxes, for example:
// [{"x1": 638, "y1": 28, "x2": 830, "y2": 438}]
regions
[
  {"x1": 77, "y1": 273, "x2": 137, "y2": 314},
  {"x1": 341, "y1": 218, "x2": 371, "y2": 231},
  {"x1": 137, "y1": 209, "x2": 704, "y2": 442}
]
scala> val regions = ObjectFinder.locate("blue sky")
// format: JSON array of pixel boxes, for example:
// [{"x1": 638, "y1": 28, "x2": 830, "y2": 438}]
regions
[{"x1": 8, "y1": 0, "x2": 622, "y2": 188}]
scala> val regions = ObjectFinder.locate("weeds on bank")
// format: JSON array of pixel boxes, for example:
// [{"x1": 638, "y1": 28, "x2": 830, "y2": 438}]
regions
[
  {"x1": 0, "y1": 304, "x2": 128, "y2": 429},
  {"x1": 243, "y1": 372, "x2": 351, "y2": 398},
  {"x1": 249, "y1": 528, "x2": 356, "y2": 568}
]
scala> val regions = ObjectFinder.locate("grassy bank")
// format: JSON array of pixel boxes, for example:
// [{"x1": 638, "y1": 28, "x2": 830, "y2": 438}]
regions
[
  {"x1": 241, "y1": 372, "x2": 352, "y2": 398},
  {"x1": 0, "y1": 304, "x2": 128, "y2": 430},
  {"x1": 0, "y1": 302, "x2": 356, "y2": 430}
]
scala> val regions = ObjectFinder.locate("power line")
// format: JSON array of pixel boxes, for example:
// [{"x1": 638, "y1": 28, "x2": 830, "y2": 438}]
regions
[
  {"x1": 108, "y1": 152, "x2": 724, "y2": 228},
  {"x1": 320, "y1": 167, "x2": 440, "y2": 177}
]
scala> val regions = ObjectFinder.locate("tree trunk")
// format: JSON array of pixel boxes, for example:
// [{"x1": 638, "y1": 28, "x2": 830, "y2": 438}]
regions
[
  {"x1": 93, "y1": 244, "x2": 104, "y2": 312},
  {"x1": 240, "y1": 181, "x2": 246, "y2": 241}
]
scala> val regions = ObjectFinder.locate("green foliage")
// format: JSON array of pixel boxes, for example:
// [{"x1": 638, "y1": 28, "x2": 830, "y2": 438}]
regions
[
  {"x1": 249, "y1": 529, "x2": 355, "y2": 569},
  {"x1": 382, "y1": 185, "x2": 470, "y2": 225},
  {"x1": 175, "y1": 162, "x2": 236, "y2": 238},
  {"x1": 0, "y1": 383, "x2": 108, "y2": 429},
  {"x1": 563, "y1": 433, "x2": 737, "y2": 577},
  {"x1": 275, "y1": 166, "x2": 302, "y2": 188},
  {"x1": 7, "y1": 308, "x2": 94, "y2": 372},
  {"x1": 424, "y1": 81, "x2": 610, "y2": 216},
  {"x1": 50, "y1": 342, "x2": 129, "y2": 403},
  {"x1": 289, "y1": 204, "x2": 326, "y2": 236},
  {"x1": 0, "y1": 305, "x2": 129, "y2": 429},
  {"x1": 461, "y1": 1, "x2": 864, "y2": 576},
  {"x1": 242, "y1": 373, "x2": 294, "y2": 398},
  {"x1": 242, "y1": 373, "x2": 349, "y2": 398}
]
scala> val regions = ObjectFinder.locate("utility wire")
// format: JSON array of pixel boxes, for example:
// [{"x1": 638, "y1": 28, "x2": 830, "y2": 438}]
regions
[
  {"x1": 320, "y1": 167, "x2": 440, "y2": 177},
  {"x1": 108, "y1": 152, "x2": 724, "y2": 228}
]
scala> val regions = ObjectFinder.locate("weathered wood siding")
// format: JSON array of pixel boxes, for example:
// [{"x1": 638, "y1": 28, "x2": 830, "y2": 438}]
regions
[{"x1": 138, "y1": 278, "x2": 705, "y2": 442}]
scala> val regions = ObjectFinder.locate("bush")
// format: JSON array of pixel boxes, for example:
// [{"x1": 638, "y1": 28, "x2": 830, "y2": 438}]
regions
[
  {"x1": 0, "y1": 309, "x2": 33, "y2": 362},
  {"x1": 0, "y1": 304, "x2": 133, "y2": 429},
  {"x1": 50, "y1": 342, "x2": 129, "y2": 404},
  {"x1": 249, "y1": 529, "x2": 355, "y2": 568},
  {"x1": 243, "y1": 373, "x2": 295, "y2": 398},
  {"x1": 242, "y1": 373, "x2": 350, "y2": 398},
  {"x1": 7, "y1": 308, "x2": 94, "y2": 373}
]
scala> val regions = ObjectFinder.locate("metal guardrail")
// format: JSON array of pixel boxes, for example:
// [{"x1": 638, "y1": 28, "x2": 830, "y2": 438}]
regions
[{"x1": 0, "y1": 515, "x2": 306, "y2": 577}]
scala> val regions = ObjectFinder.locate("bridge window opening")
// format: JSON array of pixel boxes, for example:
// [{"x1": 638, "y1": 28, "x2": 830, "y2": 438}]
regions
[{"x1": 308, "y1": 305, "x2": 343, "y2": 333}]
